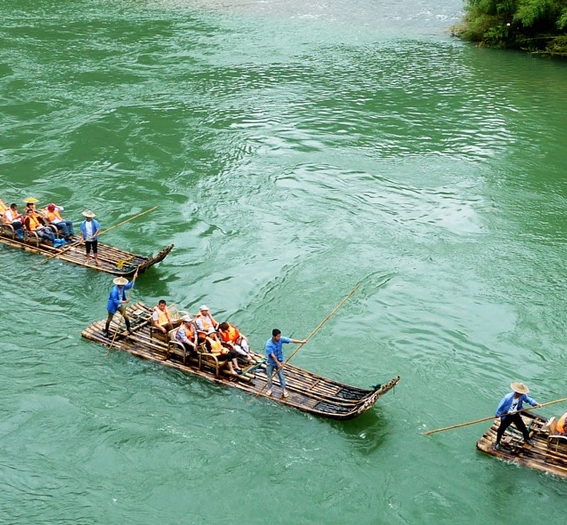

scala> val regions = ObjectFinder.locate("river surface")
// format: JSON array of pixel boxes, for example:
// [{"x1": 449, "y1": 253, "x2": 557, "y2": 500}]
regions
[{"x1": 2, "y1": 1, "x2": 567, "y2": 523}]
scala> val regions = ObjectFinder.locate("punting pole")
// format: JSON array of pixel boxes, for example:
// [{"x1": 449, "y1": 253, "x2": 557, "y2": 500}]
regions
[
  {"x1": 98, "y1": 206, "x2": 158, "y2": 236},
  {"x1": 39, "y1": 238, "x2": 84, "y2": 263},
  {"x1": 423, "y1": 396, "x2": 567, "y2": 436},
  {"x1": 254, "y1": 283, "x2": 360, "y2": 398},
  {"x1": 39, "y1": 206, "x2": 158, "y2": 264}
]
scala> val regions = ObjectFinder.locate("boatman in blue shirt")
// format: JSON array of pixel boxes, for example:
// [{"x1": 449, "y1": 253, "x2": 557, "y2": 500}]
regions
[
  {"x1": 494, "y1": 382, "x2": 541, "y2": 450},
  {"x1": 104, "y1": 272, "x2": 138, "y2": 337},
  {"x1": 265, "y1": 329, "x2": 306, "y2": 398}
]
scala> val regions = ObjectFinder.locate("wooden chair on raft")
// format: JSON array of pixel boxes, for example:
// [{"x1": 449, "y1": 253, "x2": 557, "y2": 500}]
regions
[
  {"x1": 0, "y1": 218, "x2": 18, "y2": 240},
  {"x1": 164, "y1": 327, "x2": 223, "y2": 376},
  {"x1": 195, "y1": 340, "x2": 223, "y2": 376},
  {"x1": 23, "y1": 222, "x2": 63, "y2": 247},
  {"x1": 544, "y1": 417, "x2": 567, "y2": 452},
  {"x1": 0, "y1": 203, "x2": 21, "y2": 240},
  {"x1": 148, "y1": 304, "x2": 187, "y2": 341},
  {"x1": 164, "y1": 327, "x2": 193, "y2": 364}
]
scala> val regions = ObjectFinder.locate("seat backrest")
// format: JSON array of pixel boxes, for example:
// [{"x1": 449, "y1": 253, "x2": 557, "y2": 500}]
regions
[
  {"x1": 166, "y1": 304, "x2": 180, "y2": 320},
  {"x1": 168, "y1": 327, "x2": 179, "y2": 342},
  {"x1": 546, "y1": 417, "x2": 557, "y2": 435}
]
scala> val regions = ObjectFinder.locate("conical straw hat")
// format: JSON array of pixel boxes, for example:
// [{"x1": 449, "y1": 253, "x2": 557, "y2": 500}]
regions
[{"x1": 510, "y1": 382, "x2": 529, "y2": 394}]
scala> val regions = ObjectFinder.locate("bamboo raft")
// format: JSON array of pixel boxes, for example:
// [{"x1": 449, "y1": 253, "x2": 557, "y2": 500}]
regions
[
  {"x1": 477, "y1": 412, "x2": 567, "y2": 479},
  {"x1": 81, "y1": 302, "x2": 401, "y2": 420},
  {"x1": 0, "y1": 228, "x2": 173, "y2": 276}
]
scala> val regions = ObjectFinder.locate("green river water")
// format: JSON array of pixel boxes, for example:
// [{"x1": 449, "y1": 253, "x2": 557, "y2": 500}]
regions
[{"x1": 2, "y1": 1, "x2": 567, "y2": 523}]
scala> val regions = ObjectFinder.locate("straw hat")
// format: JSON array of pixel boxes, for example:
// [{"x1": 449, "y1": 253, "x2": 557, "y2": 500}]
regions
[
  {"x1": 113, "y1": 277, "x2": 129, "y2": 286},
  {"x1": 82, "y1": 210, "x2": 96, "y2": 218},
  {"x1": 182, "y1": 315, "x2": 193, "y2": 323},
  {"x1": 24, "y1": 197, "x2": 39, "y2": 204},
  {"x1": 511, "y1": 382, "x2": 529, "y2": 394}
]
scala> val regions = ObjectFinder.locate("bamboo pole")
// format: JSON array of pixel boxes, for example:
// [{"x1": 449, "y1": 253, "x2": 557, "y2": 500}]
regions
[
  {"x1": 285, "y1": 283, "x2": 360, "y2": 364},
  {"x1": 423, "y1": 396, "x2": 567, "y2": 436},
  {"x1": 98, "y1": 206, "x2": 158, "y2": 236},
  {"x1": 39, "y1": 238, "x2": 84, "y2": 263},
  {"x1": 255, "y1": 283, "x2": 360, "y2": 398},
  {"x1": 39, "y1": 206, "x2": 158, "y2": 264}
]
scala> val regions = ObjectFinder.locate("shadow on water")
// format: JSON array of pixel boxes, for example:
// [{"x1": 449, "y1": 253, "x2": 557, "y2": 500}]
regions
[{"x1": 329, "y1": 407, "x2": 391, "y2": 455}]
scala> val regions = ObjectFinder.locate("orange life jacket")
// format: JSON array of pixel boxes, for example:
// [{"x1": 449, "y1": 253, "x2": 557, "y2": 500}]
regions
[
  {"x1": 25, "y1": 214, "x2": 43, "y2": 231},
  {"x1": 197, "y1": 331, "x2": 226, "y2": 354},
  {"x1": 176, "y1": 323, "x2": 196, "y2": 344},
  {"x1": 207, "y1": 335, "x2": 223, "y2": 353},
  {"x1": 557, "y1": 413, "x2": 567, "y2": 434},
  {"x1": 195, "y1": 312, "x2": 217, "y2": 332},
  {"x1": 0, "y1": 199, "x2": 7, "y2": 215},
  {"x1": 219, "y1": 323, "x2": 240, "y2": 344},
  {"x1": 153, "y1": 306, "x2": 173, "y2": 326},
  {"x1": 46, "y1": 209, "x2": 63, "y2": 222}
]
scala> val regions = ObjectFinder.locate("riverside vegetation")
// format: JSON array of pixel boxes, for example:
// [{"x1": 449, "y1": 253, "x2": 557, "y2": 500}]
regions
[{"x1": 453, "y1": 0, "x2": 567, "y2": 56}]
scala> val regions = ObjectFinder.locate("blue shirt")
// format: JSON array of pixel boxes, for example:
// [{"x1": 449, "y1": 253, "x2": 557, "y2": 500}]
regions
[
  {"x1": 80, "y1": 218, "x2": 100, "y2": 241},
  {"x1": 265, "y1": 336, "x2": 291, "y2": 366},
  {"x1": 107, "y1": 282, "x2": 134, "y2": 314},
  {"x1": 495, "y1": 392, "x2": 537, "y2": 417}
]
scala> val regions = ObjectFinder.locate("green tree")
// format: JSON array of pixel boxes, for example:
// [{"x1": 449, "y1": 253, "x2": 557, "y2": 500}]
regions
[{"x1": 454, "y1": 0, "x2": 567, "y2": 54}]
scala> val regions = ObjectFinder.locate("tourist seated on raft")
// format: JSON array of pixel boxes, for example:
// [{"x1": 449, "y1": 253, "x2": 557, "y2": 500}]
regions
[
  {"x1": 152, "y1": 299, "x2": 174, "y2": 335},
  {"x1": 195, "y1": 305, "x2": 218, "y2": 334},
  {"x1": 24, "y1": 198, "x2": 45, "y2": 219},
  {"x1": 43, "y1": 203, "x2": 75, "y2": 240},
  {"x1": 0, "y1": 198, "x2": 11, "y2": 232},
  {"x1": 23, "y1": 208, "x2": 59, "y2": 244},
  {"x1": 218, "y1": 321, "x2": 255, "y2": 365},
  {"x1": 198, "y1": 330, "x2": 241, "y2": 375},
  {"x1": 175, "y1": 315, "x2": 198, "y2": 358},
  {"x1": 3, "y1": 203, "x2": 24, "y2": 240},
  {"x1": 556, "y1": 412, "x2": 567, "y2": 435}
]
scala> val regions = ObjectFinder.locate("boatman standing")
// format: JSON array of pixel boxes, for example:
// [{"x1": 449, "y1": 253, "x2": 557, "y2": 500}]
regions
[
  {"x1": 265, "y1": 329, "x2": 306, "y2": 399},
  {"x1": 104, "y1": 271, "x2": 138, "y2": 337},
  {"x1": 80, "y1": 210, "x2": 100, "y2": 266},
  {"x1": 494, "y1": 382, "x2": 541, "y2": 450}
]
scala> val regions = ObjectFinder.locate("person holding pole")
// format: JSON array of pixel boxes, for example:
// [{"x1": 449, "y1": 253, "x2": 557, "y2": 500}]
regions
[
  {"x1": 494, "y1": 382, "x2": 541, "y2": 450},
  {"x1": 80, "y1": 210, "x2": 100, "y2": 266},
  {"x1": 104, "y1": 272, "x2": 138, "y2": 336},
  {"x1": 265, "y1": 329, "x2": 306, "y2": 398}
]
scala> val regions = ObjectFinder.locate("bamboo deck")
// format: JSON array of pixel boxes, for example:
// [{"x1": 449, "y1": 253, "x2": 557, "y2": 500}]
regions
[
  {"x1": 81, "y1": 302, "x2": 400, "y2": 420},
  {"x1": 477, "y1": 412, "x2": 567, "y2": 479},
  {"x1": 0, "y1": 229, "x2": 173, "y2": 276}
]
